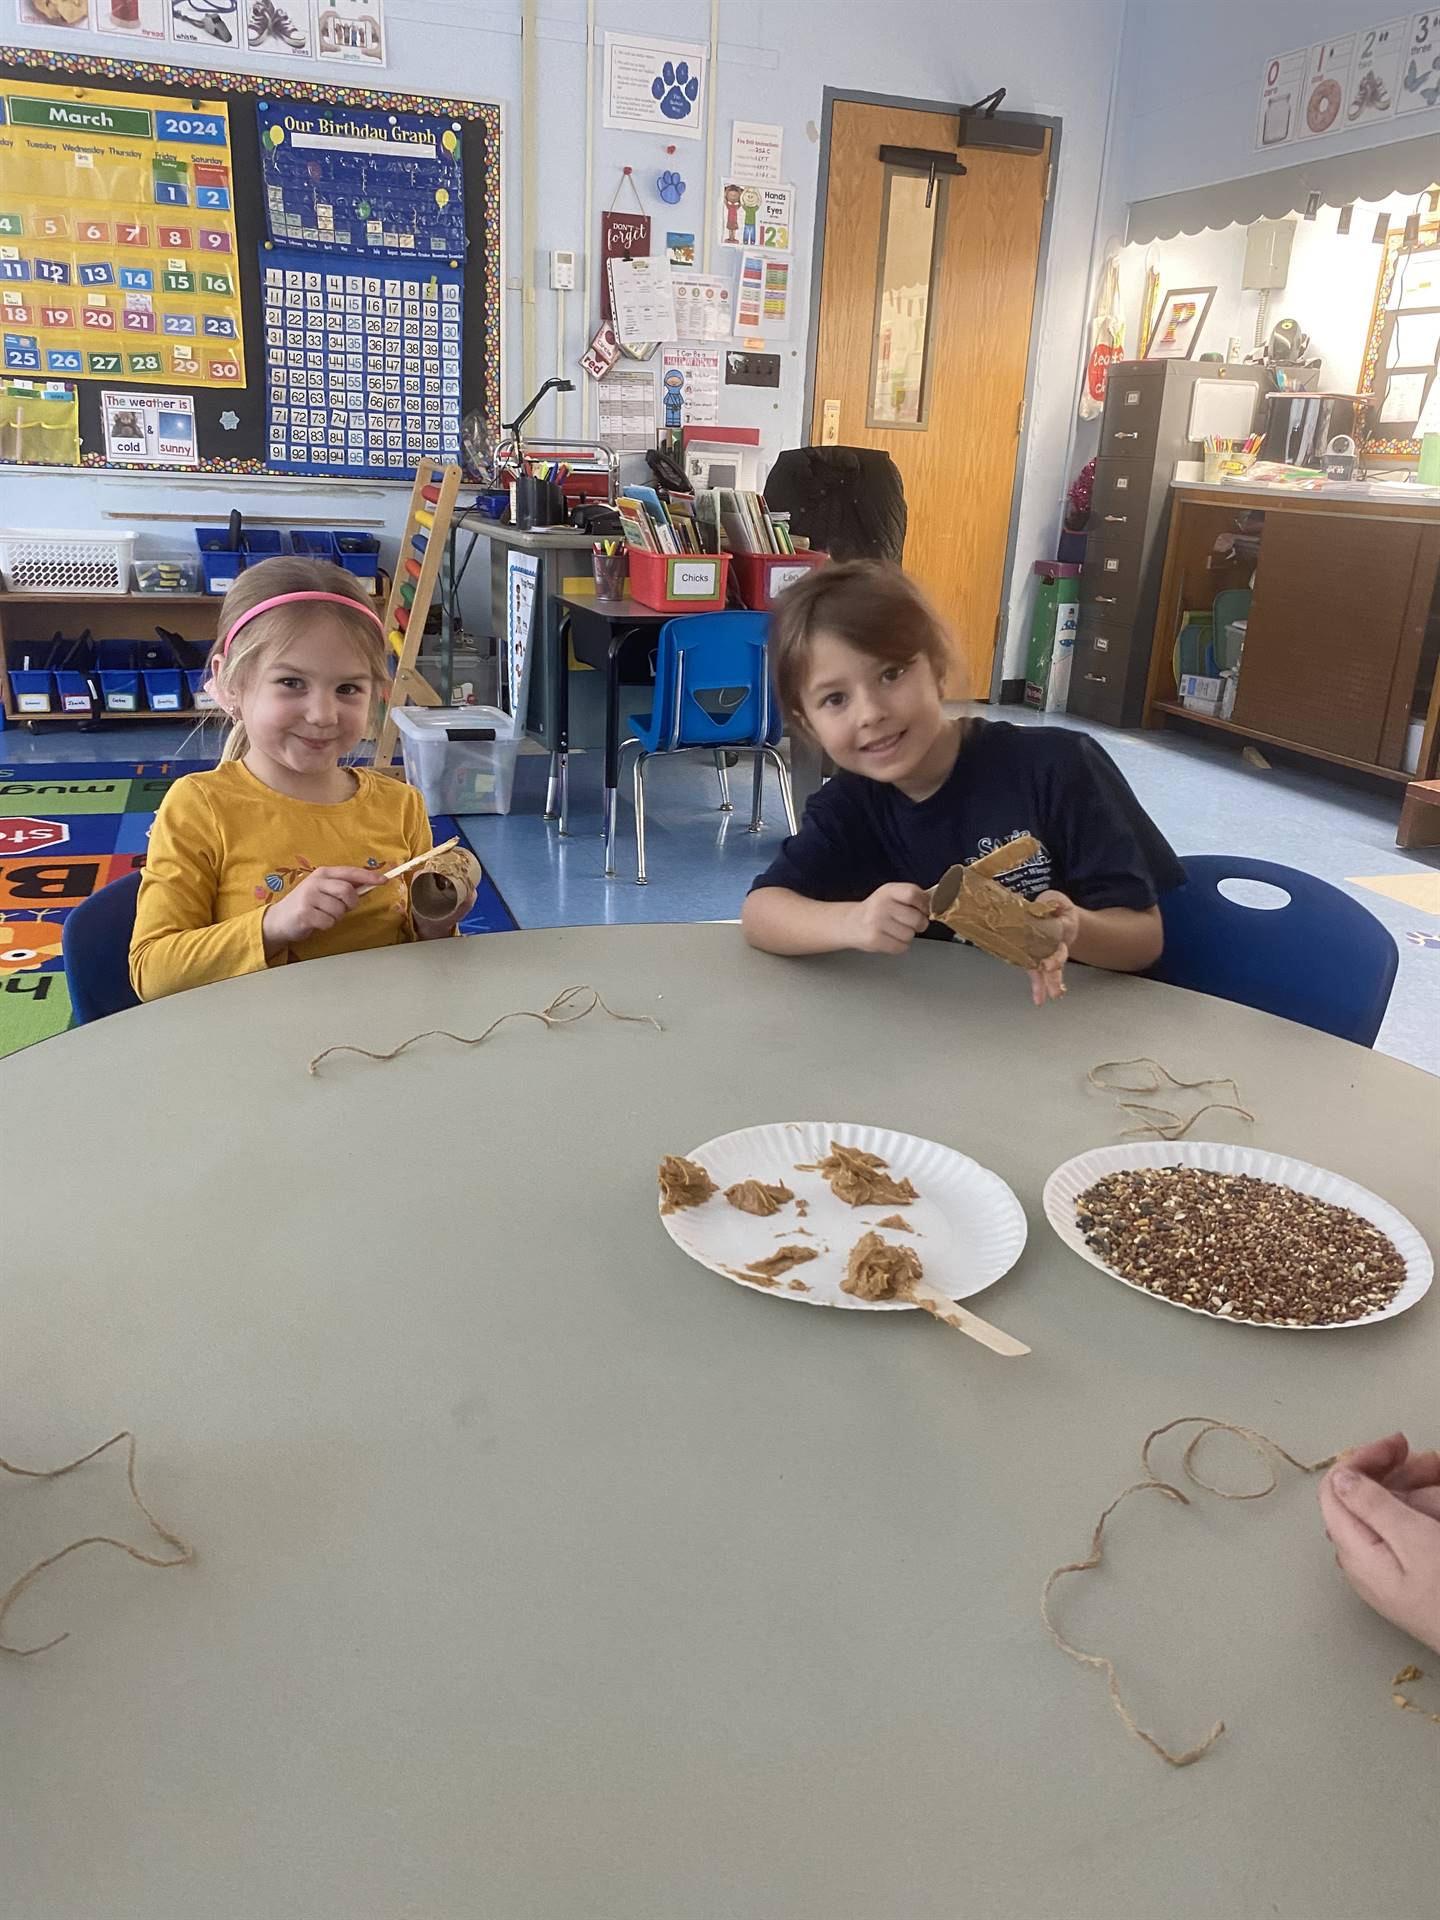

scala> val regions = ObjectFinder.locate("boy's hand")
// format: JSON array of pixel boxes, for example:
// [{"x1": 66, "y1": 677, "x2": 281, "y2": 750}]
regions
[
  {"x1": 1028, "y1": 888, "x2": 1078, "y2": 1007},
  {"x1": 262, "y1": 865, "x2": 379, "y2": 957},
  {"x1": 846, "y1": 882, "x2": 931, "y2": 956},
  {"x1": 1318, "y1": 1457, "x2": 1440, "y2": 1654}
]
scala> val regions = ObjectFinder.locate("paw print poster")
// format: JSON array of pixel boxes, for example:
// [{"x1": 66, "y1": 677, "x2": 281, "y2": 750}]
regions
[{"x1": 603, "y1": 33, "x2": 707, "y2": 142}]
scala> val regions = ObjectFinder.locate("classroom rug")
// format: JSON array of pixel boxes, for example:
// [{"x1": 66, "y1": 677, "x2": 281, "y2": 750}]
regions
[{"x1": 0, "y1": 758, "x2": 518, "y2": 1061}]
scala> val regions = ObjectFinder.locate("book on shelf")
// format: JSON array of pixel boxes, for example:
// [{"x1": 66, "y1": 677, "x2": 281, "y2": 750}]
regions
[{"x1": 616, "y1": 496, "x2": 660, "y2": 552}]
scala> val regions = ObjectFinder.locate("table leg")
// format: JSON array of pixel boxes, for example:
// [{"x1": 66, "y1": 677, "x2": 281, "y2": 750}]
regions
[
  {"x1": 544, "y1": 612, "x2": 573, "y2": 824},
  {"x1": 603, "y1": 630, "x2": 626, "y2": 876}
]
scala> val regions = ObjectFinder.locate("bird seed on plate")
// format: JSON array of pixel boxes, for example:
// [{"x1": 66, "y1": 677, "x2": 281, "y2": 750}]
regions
[{"x1": 1074, "y1": 1167, "x2": 1405, "y2": 1326}]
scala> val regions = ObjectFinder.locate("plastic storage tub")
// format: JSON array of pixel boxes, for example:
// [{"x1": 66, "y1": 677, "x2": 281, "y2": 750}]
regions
[
  {"x1": 292, "y1": 530, "x2": 381, "y2": 582},
  {"x1": 391, "y1": 704, "x2": 522, "y2": 815},
  {"x1": 0, "y1": 527, "x2": 135, "y2": 594},
  {"x1": 54, "y1": 670, "x2": 95, "y2": 716},
  {"x1": 186, "y1": 668, "x2": 219, "y2": 710},
  {"x1": 196, "y1": 526, "x2": 286, "y2": 593},
  {"x1": 143, "y1": 669, "x2": 184, "y2": 712},
  {"x1": 626, "y1": 550, "x2": 730, "y2": 613},
  {"x1": 8, "y1": 670, "x2": 54, "y2": 714},
  {"x1": 729, "y1": 551, "x2": 828, "y2": 610}
]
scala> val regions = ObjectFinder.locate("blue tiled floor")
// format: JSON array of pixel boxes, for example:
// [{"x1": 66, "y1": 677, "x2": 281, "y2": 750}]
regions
[{"x1": 5, "y1": 706, "x2": 1436, "y2": 1072}]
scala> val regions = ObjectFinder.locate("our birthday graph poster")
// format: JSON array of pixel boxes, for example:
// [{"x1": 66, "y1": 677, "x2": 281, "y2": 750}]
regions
[
  {"x1": 257, "y1": 98, "x2": 466, "y2": 260},
  {"x1": 0, "y1": 79, "x2": 244, "y2": 390}
]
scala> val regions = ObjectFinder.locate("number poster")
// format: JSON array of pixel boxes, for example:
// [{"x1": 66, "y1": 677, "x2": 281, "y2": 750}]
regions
[
  {"x1": 0, "y1": 79, "x2": 243, "y2": 389},
  {"x1": 716, "y1": 181, "x2": 793, "y2": 255}
]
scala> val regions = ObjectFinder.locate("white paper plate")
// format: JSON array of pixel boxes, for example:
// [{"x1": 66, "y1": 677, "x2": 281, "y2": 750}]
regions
[
  {"x1": 659, "y1": 1121, "x2": 1027, "y2": 1310},
  {"x1": 1043, "y1": 1140, "x2": 1433, "y2": 1330}
]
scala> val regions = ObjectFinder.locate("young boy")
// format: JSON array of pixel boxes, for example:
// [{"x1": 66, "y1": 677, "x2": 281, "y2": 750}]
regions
[{"x1": 742, "y1": 561, "x2": 1183, "y2": 1006}]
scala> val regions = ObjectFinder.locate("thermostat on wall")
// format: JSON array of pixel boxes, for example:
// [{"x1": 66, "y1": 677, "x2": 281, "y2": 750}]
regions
[{"x1": 550, "y1": 250, "x2": 577, "y2": 291}]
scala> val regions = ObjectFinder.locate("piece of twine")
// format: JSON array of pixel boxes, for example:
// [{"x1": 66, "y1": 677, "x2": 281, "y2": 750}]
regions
[
  {"x1": 307, "y1": 983, "x2": 662, "y2": 1076},
  {"x1": 1042, "y1": 1417, "x2": 1336, "y2": 1766},
  {"x1": 1087, "y1": 1057, "x2": 1256, "y2": 1141},
  {"x1": 0, "y1": 1430, "x2": 195, "y2": 1657},
  {"x1": 1392, "y1": 1664, "x2": 1440, "y2": 1725}
]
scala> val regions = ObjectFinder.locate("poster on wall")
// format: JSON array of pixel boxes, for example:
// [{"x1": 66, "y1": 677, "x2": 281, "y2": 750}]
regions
[
  {"x1": 168, "y1": 0, "x2": 240, "y2": 48},
  {"x1": 101, "y1": 388, "x2": 197, "y2": 465},
  {"x1": 317, "y1": 0, "x2": 387, "y2": 65},
  {"x1": 262, "y1": 250, "x2": 462, "y2": 476},
  {"x1": 603, "y1": 33, "x2": 707, "y2": 142},
  {"x1": 505, "y1": 552, "x2": 538, "y2": 719},
  {"x1": 661, "y1": 345, "x2": 720, "y2": 428},
  {"x1": 729, "y1": 121, "x2": 783, "y2": 184},
  {"x1": 734, "y1": 251, "x2": 790, "y2": 338},
  {"x1": 671, "y1": 271, "x2": 732, "y2": 340},
  {"x1": 596, "y1": 368, "x2": 655, "y2": 453},
  {"x1": 17, "y1": 0, "x2": 92, "y2": 27},
  {"x1": 599, "y1": 210, "x2": 650, "y2": 322},
  {"x1": 1298, "y1": 36, "x2": 1356, "y2": 138},
  {"x1": 0, "y1": 79, "x2": 244, "y2": 390},
  {"x1": 1256, "y1": 47, "x2": 1307, "y2": 148},
  {"x1": 93, "y1": 0, "x2": 168, "y2": 42},
  {"x1": 1399, "y1": 10, "x2": 1440, "y2": 112},
  {"x1": 717, "y1": 182, "x2": 793, "y2": 254},
  {"x1": 1344, "y1": 16, "x2": 1408, "y2": 123},
  {"x1": 247, "y1": 0, "x2": 316, "y2": 58},
  {"x1": 257, "y1": 100, "x2": 466, "y2": 258}
]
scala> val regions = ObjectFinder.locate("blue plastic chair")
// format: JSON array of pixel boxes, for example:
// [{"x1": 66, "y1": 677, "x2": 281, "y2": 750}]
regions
[
  {"x1": 622, "y1": 611, "x2": 798, "y2": 883},
  {"x1": 1146, "y1": 855, "x2": 1398, "y2": 1048},
  {"x1": 62, "y1": 869, "x2": 143, "y2": 1024}
]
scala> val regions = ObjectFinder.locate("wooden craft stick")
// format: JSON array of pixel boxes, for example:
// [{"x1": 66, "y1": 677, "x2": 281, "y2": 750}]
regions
[
  {"x1": 382, "y1": 835, "x2": 459, "y2": 882},
  {"x1": 906, "y1": 1282, "x2": 1031, "y2": 1355}
]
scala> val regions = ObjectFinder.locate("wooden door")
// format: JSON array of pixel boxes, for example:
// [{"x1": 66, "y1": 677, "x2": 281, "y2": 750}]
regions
[{"x1": 811, "y1": 101, "x2": 1050, "y2": 696}]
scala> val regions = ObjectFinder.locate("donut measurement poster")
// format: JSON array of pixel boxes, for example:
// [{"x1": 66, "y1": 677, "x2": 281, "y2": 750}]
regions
[
  {"x1": 0, "y1": 80, "x2": 243, "y2": 388},
  {"x1": 257, "y1": 99, "x2": 466, "y2": 257}
]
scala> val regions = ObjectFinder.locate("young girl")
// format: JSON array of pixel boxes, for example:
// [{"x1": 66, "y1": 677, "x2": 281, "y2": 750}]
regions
[
  {"x1": 742, "y1": 561, "x2": 1183, "y2": 1006},
  {"x1": 130, "y1": 555, "x2": 474, "y2": 1002}
]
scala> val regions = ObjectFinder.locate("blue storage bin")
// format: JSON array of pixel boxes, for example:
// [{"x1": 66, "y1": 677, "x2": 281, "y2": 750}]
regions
[
  {"x1": 144, "y1": 669, "x2": 184, "y2": 712},
  {"x1": 332, "y1": 531, "x2": 380, "y2": 580},
  {"x1": 98, "y1": 671, "x2": 140, "y2": 713},
  {"x1": 54, "y1": 670, "x2": 95, "y2": 716},
  {"x1": 195, "y1": 526, "x2": 287, "y2": 594},
  {"x1": 290, "y1": 529, "x2": 336, "y2": 563},
  {"x1": 9, "y1": 669, "x2": 54, "y2": 714}
]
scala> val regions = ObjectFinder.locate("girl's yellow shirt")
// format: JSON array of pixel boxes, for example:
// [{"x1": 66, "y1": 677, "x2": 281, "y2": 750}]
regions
[{"x1": 129, "y1": 760, "x2": 431, "y2": 1001}]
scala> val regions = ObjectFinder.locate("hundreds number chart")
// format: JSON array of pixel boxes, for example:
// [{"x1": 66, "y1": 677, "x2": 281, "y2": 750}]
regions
[
  {"x1": 262, "y1": 250, "x2": 462, "y2": 477},
  {"x1": 0, "y1": 80, "x2": 244, "y2": 390},
  {"x1": 257, "y1": 99, "x2": 466, "y2": 258}
]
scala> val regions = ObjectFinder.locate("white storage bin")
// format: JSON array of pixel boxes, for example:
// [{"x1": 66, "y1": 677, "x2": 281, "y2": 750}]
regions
[
  {"x1": 0, "y1": 527, "x2": 136, "y2": 594},
  {"x1": 391, "y1": 704, "x2": 523, "y2": 815}
]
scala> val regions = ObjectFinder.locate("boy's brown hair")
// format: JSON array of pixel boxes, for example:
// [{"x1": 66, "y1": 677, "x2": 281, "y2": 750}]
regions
[{"x1": 767, "y1": 560, "x2": 952, "y2": 729}]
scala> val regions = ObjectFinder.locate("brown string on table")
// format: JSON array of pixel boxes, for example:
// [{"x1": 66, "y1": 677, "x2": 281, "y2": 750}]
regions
[
  {"x1": 1392, "y1": 1664, "x2": 1440, "y2": 1725},
  {"x1": 0, "y1": 1431, "x2": 195, "y2": 1657},
  {"x1": 1042, "y1": 1417, "x2": 1336, "y2": 1766},
  {"x1": 307, "y1": 983, "x2": 662, "y2": 1076},
  {"x1": 1087, "y1": 1058, "x2": 1256, "y2": 1141}
]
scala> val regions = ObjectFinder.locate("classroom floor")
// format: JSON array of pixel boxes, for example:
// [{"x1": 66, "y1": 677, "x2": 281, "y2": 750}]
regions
[{"x1": 4, "y1": 706, "x2": 1436, "y2": 1073}]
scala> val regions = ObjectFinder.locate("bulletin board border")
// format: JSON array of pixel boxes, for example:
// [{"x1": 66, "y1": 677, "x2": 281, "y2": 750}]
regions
[{"x1": 0, "y1": 43, "x2": 502, "y2": 477}]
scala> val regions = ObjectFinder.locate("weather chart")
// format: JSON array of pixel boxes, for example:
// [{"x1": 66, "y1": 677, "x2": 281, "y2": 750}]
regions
[
  {"x1": 0, "y1": 79, "x2": 244, "y2": 390},
  {"x1": 256, "y1": 96, "x2": 466, "y2": 475}
]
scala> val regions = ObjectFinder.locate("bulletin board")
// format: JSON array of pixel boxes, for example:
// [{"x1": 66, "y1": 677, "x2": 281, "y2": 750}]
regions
[{"x1": 0, "y1": 45, "x2": 501, "y2": 477}]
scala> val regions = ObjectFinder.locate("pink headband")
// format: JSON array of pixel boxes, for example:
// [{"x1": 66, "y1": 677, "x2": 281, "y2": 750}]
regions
[{"x1": 221, "y1": 591, "x2": 385, "y2": 658}]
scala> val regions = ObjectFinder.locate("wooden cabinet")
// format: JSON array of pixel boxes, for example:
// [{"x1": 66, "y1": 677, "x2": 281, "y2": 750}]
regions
[{"x1": 1143, "y1": 485, "x2": 1440, "y2": 793}]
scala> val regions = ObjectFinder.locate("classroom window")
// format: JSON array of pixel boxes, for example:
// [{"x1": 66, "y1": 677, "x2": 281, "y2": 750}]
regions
[{"x1": 868, "y1": 167, "x2": 946, "y2": 429}]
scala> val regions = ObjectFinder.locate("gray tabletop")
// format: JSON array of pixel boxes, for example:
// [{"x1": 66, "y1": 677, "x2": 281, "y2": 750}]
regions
[
  {"x1": 455, "y1": 516, "x2": 597, "y2": 549},
  {"x1": 4, "y1": 926, "x2": 1438, "y2": 1920}
]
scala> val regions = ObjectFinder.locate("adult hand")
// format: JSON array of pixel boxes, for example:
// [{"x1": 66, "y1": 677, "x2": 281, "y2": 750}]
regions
[
  {"x1": 846, "y1": 882, "x2": 931, "y2": 957},
  {"x1": 262, "y1": 866, "x2": 379, "y2": 957},
  {"x1": 1028, "y1": 889, "x2": 1078, "y2": 1008},
  {"x1": 1318, "y1": 1448, "x2": 1440, "y2": 1653}
]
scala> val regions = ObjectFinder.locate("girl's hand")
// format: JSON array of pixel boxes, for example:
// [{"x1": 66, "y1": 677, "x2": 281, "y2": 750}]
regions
[
  {"x1": 1028, "y1": 889, "x2": 1079, "y2": 1007},
  {"x1": 1318, "y1": 1455, "x2": 1440, "y2": 1654},
  {"x1": 262, "y1": 866, "x2": 379, "y2": 958},
  {"x1": 414, "y1": 881, "x2": 477, "y2": 941},
  {"x1": 846, "y1": 882, "x2": 931, "y2": 956}
]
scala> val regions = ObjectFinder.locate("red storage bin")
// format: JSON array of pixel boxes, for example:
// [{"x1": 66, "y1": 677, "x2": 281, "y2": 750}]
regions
[
  {"x1": 627, "y1": 549, "x2": 730, "y2": 614},
  {"x1": 730, "y1": 550, "x2": 829, "y2": 610}
]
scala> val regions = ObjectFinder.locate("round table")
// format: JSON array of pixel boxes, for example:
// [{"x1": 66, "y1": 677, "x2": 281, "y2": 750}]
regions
[{"x1": 4, "y1": 927, "x2": 1438, "y2": 1920}]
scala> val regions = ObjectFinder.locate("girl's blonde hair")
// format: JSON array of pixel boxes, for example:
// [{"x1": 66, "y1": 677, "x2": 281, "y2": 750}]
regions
[{"x1": 208, "y1": 556, "x2": 388, "y2": 764}]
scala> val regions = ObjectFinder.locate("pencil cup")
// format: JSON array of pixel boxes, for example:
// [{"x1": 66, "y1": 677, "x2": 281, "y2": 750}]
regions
[
  {"x1": 515, "y1": 476, "x2": 567, "y2": 529},
  {"x1": 592, "y1": 549, "x2": 628, "y2": 597}
]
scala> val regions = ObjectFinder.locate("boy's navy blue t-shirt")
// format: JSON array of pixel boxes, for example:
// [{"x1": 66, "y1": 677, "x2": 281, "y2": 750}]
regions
[{"x1": 751, "y1": 719, "x2": 1183, "y2": 923}]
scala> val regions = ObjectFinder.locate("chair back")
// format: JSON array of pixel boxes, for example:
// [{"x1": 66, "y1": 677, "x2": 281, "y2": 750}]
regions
[
  {"x1": 1147, "y1": 855, "x2": 1397, "y2": 1048},
  {"x1": 653, "y1": 611, "x2": 780, "y2": 752},
  {"x1": 62, "y1": 868, "x2": 143, "y2": 1024}
]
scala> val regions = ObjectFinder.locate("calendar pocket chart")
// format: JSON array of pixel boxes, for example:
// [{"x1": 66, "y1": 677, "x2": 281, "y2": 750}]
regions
[
  {"x1": 0, "y1": 79, "x2": 244, "y2": 389},
  {"x1": 262, "y1": 249, "x2": 463, "y2": 477}
]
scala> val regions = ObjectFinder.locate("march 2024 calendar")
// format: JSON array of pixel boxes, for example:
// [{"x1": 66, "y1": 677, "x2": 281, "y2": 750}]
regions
[{"x1": 0, "y1": 79, "x2": 244, "y2": 390}]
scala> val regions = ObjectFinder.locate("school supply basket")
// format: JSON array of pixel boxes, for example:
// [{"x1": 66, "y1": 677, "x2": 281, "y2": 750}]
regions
[
  {"x1": 729, "y1": 551, "x2": 828, "y2": 611},
  {"x1": 0, "y1": 527, "x2": 135, "y2": 595},
  {"x1": 627, "y1": 550, "x2": 730, "y2": 614}
]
